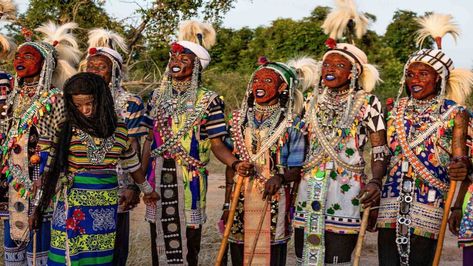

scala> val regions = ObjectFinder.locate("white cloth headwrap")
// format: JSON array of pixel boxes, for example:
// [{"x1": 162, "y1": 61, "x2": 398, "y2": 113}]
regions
[
  {"x1": 94, "y1": 46, "x2": 123, "y2": 65},
  {"x1": 177, "y1": 40, "x2": 211, "y2": 70}
]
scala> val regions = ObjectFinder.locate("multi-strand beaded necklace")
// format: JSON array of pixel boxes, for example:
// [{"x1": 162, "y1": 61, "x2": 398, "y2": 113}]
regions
[{"x1": 0, "y1": 87, "x2": 60, "y2": 198}]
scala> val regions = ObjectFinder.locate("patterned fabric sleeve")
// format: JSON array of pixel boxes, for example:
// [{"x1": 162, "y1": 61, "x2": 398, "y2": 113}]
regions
[
  {"x1": 37, "y1": 94, "x2": 66, "y2": 176},
  {"x1": 201, "y1": 95, "x2": 228, "y2": 139},
  {"x1": 124, "y1": 94, "x2": 147, "y2": 137},
  {"x1": 279, "y1": 120, "x2": 306, "y2": 167},
  {"x1": 362, "y1": 95, "x2": 386, "y2": 133},
  {"x1": 119, "y1": 146, "x2": 141, "y2": 173},
  {"x1": 139, "y1": 91, "x2": 155, "y2": 132}
]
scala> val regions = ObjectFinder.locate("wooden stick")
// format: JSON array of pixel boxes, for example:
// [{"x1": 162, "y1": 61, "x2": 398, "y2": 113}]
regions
[
  {"x1": 215, "y1": 175, "x2": 245, "y2": 266},
  {"x1": 247, "y1": 196, "x2": 270, "y2": 266},
  {"x1": 353, "y1": 206, "x2": 371, "y2": 266},
  {"x1": 32, "y1": 231, "x2": 37, "y2": 266},
  {"x1": 433, "y1": 180, "x2": 457, "y2": 266}
]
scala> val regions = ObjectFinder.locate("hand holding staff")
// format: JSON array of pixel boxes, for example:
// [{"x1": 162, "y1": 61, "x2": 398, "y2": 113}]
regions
[
  {"x1": 353, "y1": 206, "x2": 371, "y2": 266},
  {"x1": 215, "y1": 175, "x2": 244, "y2": 266},
  {"x1": 433, "y1": 180, "x2": 458, "y2": 266}
]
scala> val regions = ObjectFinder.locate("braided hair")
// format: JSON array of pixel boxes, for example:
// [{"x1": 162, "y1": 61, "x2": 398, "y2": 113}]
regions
[{"x1": 36, "y1": 72, "x2": 117, "y2": 224}]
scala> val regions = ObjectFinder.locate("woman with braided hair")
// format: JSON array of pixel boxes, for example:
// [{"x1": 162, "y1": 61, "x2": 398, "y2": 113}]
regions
[{"x1": 39, "y1": 72, "x2": 159, "y2": 266}]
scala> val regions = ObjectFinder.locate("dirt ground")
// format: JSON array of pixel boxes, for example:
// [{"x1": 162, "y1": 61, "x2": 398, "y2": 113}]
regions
[
  {"x1": 0, "y1": 172, "x2": 463, "y2": 265},
  {"x1": 127, "y1": 173, "x2": 463, "y2": 266}
]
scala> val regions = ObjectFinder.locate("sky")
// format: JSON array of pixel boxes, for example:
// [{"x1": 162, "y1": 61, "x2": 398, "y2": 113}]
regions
[{"x1": 8, "y1": 0, "x2": 473, "y2": 68}]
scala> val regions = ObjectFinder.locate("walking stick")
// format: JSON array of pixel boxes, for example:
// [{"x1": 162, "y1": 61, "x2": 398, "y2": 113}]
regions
[
  {"x1": 247, "y1": 195, "x2": 270, "y2": 266},
  {"x1": 433, "y1": 180, "x2": 457, "y2": 266},
  {"x1": 353, "y1": 206, "x2": 371, "y2": 266},
  {"x1": 32, "y1": 230, "x2": 37, "y2": 266},
  {"x1": 215, "y1": 175, "x2": 244, "y2": 266}
]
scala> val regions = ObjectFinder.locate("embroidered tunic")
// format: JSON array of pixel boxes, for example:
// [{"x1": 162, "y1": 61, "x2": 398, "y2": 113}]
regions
[
  {"x1": 378, "y1": 98, "x2": 462, "y2": 239},
  {"x1": 295, "y1": 92, "x2": 385, "y2": 233},
  {"x1": 48, "y1": 122, "x2": 140, "y2": 266},
  {"x1": 226, "y1": 113, "x2": 306, "y2": 246},
  {"x1": 0, "y1": 88, "x2": 65, "y2": 266},
  {"x1": 459, "y1": 114, "x2": 473, "y2": 247},
  {"x1": 144, "y1": 87, "x2": 227, "y2": 264}
]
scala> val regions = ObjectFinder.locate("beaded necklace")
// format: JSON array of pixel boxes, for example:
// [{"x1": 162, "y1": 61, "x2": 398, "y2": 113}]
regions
[
  {"x1": 0, "y1": 88, "x2": 60, "y2": 197},
  {"x1": 74, "y1": 127, "x2": 116, "y2": 165}
]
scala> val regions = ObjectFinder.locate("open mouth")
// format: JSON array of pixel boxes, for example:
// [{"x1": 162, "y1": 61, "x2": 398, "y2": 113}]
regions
[
  {"x1": 255, "y1": 89, "x2": 266, "y2": 97},
  {"x1": 411, "y1": 85, "x2": 423, "y2": 93},
  {"x1": 325, "y1": 74, "x2": 336, "y2": 81},
  {"x1": 171, "y1": 66, "x2": 181, "y2": 73},
  {"x1": 16, "y1": 66, "x2": 25, "y2": 71}
]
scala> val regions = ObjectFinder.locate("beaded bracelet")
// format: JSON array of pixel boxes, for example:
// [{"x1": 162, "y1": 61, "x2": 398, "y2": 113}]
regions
[
  {"x1": 367, "y1": 179, "x2": 383, "y2": 190},
  {"x1": 137, "y1": 180, "x2": 153, "y2": 194}
]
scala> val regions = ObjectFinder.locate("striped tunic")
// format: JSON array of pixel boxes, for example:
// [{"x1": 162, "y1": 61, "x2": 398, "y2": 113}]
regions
[{"x1": 48, "y1": 122, "x2": 140, "y2": 266}]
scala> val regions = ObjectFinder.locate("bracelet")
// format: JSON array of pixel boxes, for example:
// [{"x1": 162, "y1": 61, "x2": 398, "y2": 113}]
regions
[
  {"x1": 451, "y1": 206, "x2": 462, "y2": 212},
  {"x1": 137, "y1": 180, "x2": 153, "y2": 194},
  {"x1": 222, "y1": 203, "x2": 230, "y2": 211},
  {"x1": 231, "y1": 160, "x2": 242, "y2": 172}
]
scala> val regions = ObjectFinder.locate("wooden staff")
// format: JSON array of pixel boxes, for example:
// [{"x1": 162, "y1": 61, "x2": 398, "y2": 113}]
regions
[
  {"x1": 32, "y1": 231, "x2": 37, "y2": 266},
  {"x1": 353, "y1": 206, "x2": 371, "y2": 266},
  {"x1": 215, "y1": 175, "x2": 244, "y2": 266},
  {"x1": 433, "y1": 180, "x2": 457, "y2": 266},
  {"x1": 247, "y1": 195, "x2": 271, "y2": 266}
]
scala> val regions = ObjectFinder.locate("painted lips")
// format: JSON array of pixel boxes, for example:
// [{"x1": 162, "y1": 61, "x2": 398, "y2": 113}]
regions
[
  {"x1": 255, "y1": 89, "x2": 266, "y2": 97},
  {"x1": 171, "y1": 66, "x2": 181, "y2": 73},
  {"x1": 411, "y1": 85, "x2": 423, "y2": 93},
  {"x1": 16, "y1": 65, "x2": 25, "y2": 71},
  {"x1": 325, "y1": 74, "x2": 336, "y2": 81}
]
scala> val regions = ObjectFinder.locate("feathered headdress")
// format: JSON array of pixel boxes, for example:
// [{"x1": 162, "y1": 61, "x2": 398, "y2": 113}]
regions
[
  {"x1": 178, "y1": 20, "x2": 216, "y2": 50},
  {"x1": 0, "y1": 33, "x2": 16, "y2": 60},
  {"x1": 416, "y1": 13, "x2": 460, "y2": 49},
  {"x1": 287, "y1": 57, "x2": 320, "y2": 115},
  {"x1": 16, "y1": 21, "x2": 80, "y2": 90},
  {"x1": 321, "y1": 0, "x2": 380, "y2": 92},
  {"x1": 88, "y1": 28, "x2": 128, "y2": 54},
  {"x1": 322, "y1": 0, "x2": 369, "y2": 48},
  {"x1": 399, "y1": 13, "x2": 472, "y2": 105},
  {"x1": 0, "y1": 0, "x2": 16, "y2": 21},
  {"x1": 174, "y1": 20, "x2": 216, "y2": 70}
]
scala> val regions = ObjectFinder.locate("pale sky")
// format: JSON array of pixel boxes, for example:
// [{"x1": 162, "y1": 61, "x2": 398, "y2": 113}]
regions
[{"x1": 8, "y1": 0, "x2": 473, "y2": 68}]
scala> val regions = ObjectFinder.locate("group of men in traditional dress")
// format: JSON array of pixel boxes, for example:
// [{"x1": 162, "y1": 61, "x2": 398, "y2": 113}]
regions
[{"x1": 1, "y1": 0, "x2": 473, "y2": 265}]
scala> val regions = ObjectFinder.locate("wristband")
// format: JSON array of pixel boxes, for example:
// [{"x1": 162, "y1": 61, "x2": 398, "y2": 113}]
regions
[{"x1": 137, "y1": 180, "x2": 153, "y2": 194}]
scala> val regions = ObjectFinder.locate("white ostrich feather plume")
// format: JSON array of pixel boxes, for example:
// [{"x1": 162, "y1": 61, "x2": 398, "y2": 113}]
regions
[
  {"x1": 178, "y1": 20, "x2": 216, "y2": 50},
  {"x1": 88, "y1": 28, "x2": 128, "y2": 53},
  {"x1": 416, "y1": 13, "x2": 460, "y2": 48},
  {"x1": 322, "y1": 0, "x2": 369, "y2": 40},
  {"x1": 0, "y1": 0, "x2": 16, "y2": 20},
  {"x1": 0, "y1": 33, "x2": 16, "y2": 59},
  {"x1": 36, "y1": 21, "x2": 82, "y2": 65}
]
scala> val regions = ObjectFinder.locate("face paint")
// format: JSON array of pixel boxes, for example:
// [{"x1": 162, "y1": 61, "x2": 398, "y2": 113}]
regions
[
  {"x1": 251, "y1": 68, "x2": 284, "y2": 104},
  {"x1": 86, "y1": 55, "x2": 113, "y2": 84},
  {"x1": 168, "y1": 53, "x2": 196, "y2": 81},
  {"x1": 72, "y1": 94, "x2": 95, "y2": 118},
  {"x1": 405, "y1": 62, "x2": 439, "y2": 101},
  {"x1": 321, "y1": 53, "x2": 353, "y2": 90},
  {"x1": 13, "y1": 45, "x2": 44, "y2": 79}
]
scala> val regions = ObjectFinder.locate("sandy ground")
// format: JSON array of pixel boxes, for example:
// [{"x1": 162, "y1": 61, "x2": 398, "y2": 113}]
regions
[
  {"x1": 127, "y1": 172, "x2": 463, "y2": 266},
  {"x1": 0, "y1": 172, "x2": 462, "y2": 265}
]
